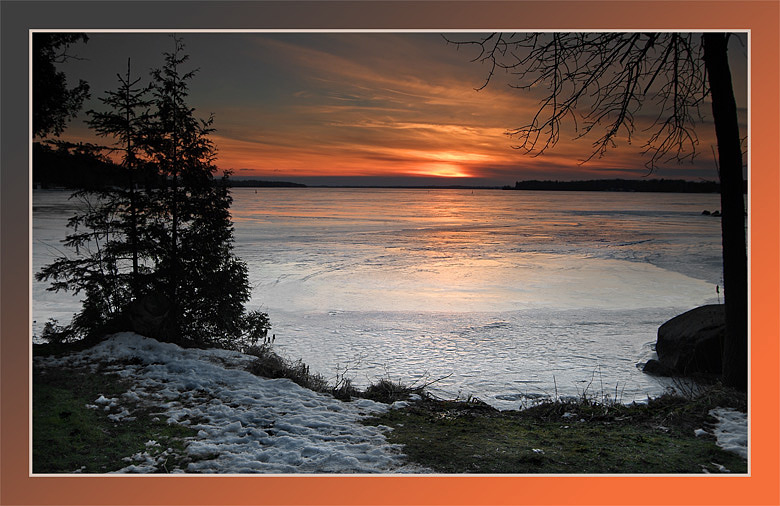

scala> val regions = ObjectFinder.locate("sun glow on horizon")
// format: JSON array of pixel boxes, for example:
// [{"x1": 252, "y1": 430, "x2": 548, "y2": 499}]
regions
[
  {"x1": 57, "y1": 32, "x2": 741, "y2": 185},
  {"x1": 408, "y1": 162, "x2": 473, "y2": 178}
]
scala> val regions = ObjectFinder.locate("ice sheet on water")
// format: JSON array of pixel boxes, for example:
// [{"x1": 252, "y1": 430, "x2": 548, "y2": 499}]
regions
[
  {"x1": 33, "y1": 189, "x2": 725, "y2": 409},
  {"x1": 268, "y1": 306, "x2": 696, "y2": 410},
  {"x1": 35, "y1": 333, "x2": 427, "y2": 474}
]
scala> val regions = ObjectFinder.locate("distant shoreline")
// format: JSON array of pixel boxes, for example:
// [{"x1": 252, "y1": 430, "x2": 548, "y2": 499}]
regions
[
  {"x1": 231, "y1": 178, "x2": 724, "y2": 193},
  {"x1": 508, "y1": 178, "x2": 729, "y2": 193},
  {"x1": 227, "y1": 179, "x2": 307, "y2": 188},
  {"x1": 35, "y1": 178, "x2": 742, "y2": 194}
]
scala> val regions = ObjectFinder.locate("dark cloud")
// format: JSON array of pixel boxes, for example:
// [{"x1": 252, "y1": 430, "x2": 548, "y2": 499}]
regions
[{"x1": 52, "y1": 31, "x2": 747, "y2": 187}]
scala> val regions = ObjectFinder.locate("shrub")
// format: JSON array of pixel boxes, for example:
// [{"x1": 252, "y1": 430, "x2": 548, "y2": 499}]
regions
[
  {"x1": 363, "y1": 378, "x2": 423, "y2": 404},
  {"x1": 246, "y1": 345, "x2": 330, "y2": 393},
  {"x1": 245, "y1": 346, "x2": 424, "y2": 403}
]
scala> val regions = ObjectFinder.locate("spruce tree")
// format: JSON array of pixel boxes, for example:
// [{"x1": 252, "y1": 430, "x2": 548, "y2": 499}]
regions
[
  {"x1": 36, "y1": 187, "x2": 136, "y2": 342},
  {"x1": 37, "y1": 36, "x2": 270, "y2": 349},
  {"x1": 145, "y1": 36, "x2": 266, "y2": 348},
  {"x1": 37, "y1": 60, "x2": 153, "y2": 342},
  {"x1": 86, "y1": 58, "x2": 153, "y2": 297}
]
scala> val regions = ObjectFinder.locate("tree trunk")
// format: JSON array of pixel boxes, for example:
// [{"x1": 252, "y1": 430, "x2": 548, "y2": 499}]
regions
[
  {"x1": 125, "y1": 59, "x2": 140, "y2": 297},
  {"x1": 129, "y1": 175, "x2": 139, "y2": 293},
  {"x1": 170, "y1": 160, "x2": 179, "y2": 343},
  {"x1": 702, "y1": 33, "x2": 748, "y2": 391}
]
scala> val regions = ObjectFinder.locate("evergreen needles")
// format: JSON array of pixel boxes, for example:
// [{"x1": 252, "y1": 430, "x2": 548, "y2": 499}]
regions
[{"x1": 36, "y1": 36, "x2": 269, "y2": 350}]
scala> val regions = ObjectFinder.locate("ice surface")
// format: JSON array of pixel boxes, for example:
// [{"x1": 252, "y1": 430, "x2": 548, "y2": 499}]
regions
[
  {"x1": 33, "y1": 188, "x2": 725, "y2": 409},
  {"x1": 34, "y1": 333, "x2": 425, "y2": 474}
]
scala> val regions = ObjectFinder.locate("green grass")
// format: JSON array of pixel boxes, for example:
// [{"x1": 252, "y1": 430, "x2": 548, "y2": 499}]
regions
[
  {"x1": 364, "y1": 393, "x2": 748, "y2": 474},
  {"x1": 245, "y1": 344, "x2": 425, "y2": 402},
  {"x1": 33, "y1": 341, "x2": 748, "y2": 475},
  {"x1": 33, "y1": 364, "x2": 198, "y2": 473}
]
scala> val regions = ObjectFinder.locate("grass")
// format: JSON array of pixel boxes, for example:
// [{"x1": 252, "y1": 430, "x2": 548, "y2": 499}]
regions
[
  {"x1": 33, "y1": 340, "x2": 748, "y2": 474},
  {"x1": 363, "y1": 389, "x2": 748, "y2": 474},
  {"x1": 245, "y1": 344, "x2": 427, "y2": 402},
  {"x1": 33, "y1": 363, "x2": 198, "y2": 473},
  {"x1": 246, "y1": 343, "x2": 748, "y2": 474}
]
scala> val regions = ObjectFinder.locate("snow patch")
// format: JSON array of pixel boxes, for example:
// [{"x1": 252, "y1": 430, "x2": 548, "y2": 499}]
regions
[
  {"x1": 709, "y1": 407, "x2": 748, "y2": 459},
  {"x1": 36, "y1": 332, "x2": 425, "y2": 474}
]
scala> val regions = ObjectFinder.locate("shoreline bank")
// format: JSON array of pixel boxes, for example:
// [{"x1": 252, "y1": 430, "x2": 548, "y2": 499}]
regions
[{"x1": 33, "y1": 333, "x2": 747, "y2": 474}]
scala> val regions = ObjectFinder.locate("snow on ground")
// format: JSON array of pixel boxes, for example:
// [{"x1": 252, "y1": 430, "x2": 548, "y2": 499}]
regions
[
  {"x1": 34, "y1": 333, "x2": 428, "y2": 474},
  {"x1": 708, "y1": 407, "x2": 748, "y2": 459}
]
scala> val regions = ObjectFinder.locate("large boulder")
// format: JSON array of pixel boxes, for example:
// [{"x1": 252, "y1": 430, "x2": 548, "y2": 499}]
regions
[
  {"x1": 126, "y1": 293, "x2": 171, "y2": 339},
  {"x1": 643, "y1": 304, "x2": 725, "y2": 377}
]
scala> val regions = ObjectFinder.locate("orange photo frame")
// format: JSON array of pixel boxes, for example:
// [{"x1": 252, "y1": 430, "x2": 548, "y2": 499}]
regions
[{"x1": 2, "y1": 1, "x2": 778, "y2": 505}]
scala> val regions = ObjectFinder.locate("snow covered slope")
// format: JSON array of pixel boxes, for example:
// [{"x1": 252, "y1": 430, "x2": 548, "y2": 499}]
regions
[{"x1": 35, "y1": 333, "x2": 426, "y2": 474}]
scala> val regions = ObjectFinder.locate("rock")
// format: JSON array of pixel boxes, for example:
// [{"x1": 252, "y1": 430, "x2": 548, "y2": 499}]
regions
[
  {"x1": 126, "y1": 293, "x2": 171, "y2": 338},
  {"x1": 643, "y1": 304, "x2": 725, "y2": 376},
  {"x1": 642, "y1": 359, "x2": 675, "y2": 376},
  {"x1": 702, "y1": 210, "x2": 711, "y2": 215}
]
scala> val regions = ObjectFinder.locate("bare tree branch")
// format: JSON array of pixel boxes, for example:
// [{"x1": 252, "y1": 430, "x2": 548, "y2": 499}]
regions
[{"x1": 447, "y1": 32, "x2": 710, "y2": 171}]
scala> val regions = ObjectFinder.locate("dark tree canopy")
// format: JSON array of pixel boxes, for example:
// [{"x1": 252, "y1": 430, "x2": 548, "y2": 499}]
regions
[
  {"x1": 37, "y1": 37, "x2": 270, "y2": 351},
  {"x1": 33, "y1": 33, "x2": 90, "y2": 138},
  {"x1": 87, "y1": 59, "x2": 153, "y2": 170},
  {"x1": 86, "y1": 59, "x2": 154, "y2": 297}
]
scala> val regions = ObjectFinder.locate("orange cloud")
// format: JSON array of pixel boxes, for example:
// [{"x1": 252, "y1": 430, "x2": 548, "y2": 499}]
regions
[{"x1": 57, "y1": 33, "x2": 740, "y2": 184}]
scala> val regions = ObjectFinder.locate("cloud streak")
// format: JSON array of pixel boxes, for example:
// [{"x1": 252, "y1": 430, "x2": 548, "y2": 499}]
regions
[{"x1": 57, "y1": 32, "x2": 744, "y2": 185}]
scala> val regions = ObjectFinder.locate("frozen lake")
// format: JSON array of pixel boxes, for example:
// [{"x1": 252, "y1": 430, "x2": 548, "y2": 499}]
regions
[{"x1": 33, "y1": 188, "x2": 724, "y2": 409}]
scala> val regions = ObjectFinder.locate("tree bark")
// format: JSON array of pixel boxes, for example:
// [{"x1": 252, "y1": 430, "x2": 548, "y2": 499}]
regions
[
  {"x1": 702, "y1": 33, "x2": 748, "y2": 391},
  {"x1": 125, "y1": 59, "x2": 140, "y2": 297}
]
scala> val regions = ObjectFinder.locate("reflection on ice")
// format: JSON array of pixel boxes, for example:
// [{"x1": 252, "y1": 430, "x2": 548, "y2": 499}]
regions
[{"x1": 33, "y1": 188, "x2": 724, "y2": 410}]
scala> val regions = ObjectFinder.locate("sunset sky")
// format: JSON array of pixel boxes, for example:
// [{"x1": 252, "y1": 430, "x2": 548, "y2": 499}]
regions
[{"x1": 52, "y1": 32, "x2": 747, "y2": 187}]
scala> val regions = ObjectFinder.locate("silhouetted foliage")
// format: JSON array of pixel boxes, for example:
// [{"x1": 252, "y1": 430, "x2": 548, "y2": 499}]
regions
[
  {"x1": 86, "y1": 58, "x2": 154, "y2": 295},
  {"x1": 141, "y1": 37, "x2": 262, "y2": 348},
  {"x1": 450, "y1": 32, "x2": 747, "y2": 390},
  {"x1": 36, "y1": 188, "x2": 138, "y2": 341},
  {"x1": 33, "y1": 33, "x2": 90, "y2": 138},
  {"x1": 448, "y1": 33, "x2": 719, "y2": 167},
  {"x1": 37, "y1": 36, "x2": 270, "y2": 350},
  {"x1": 33, "y1": 141, "x2": 128, "y2": 189}
]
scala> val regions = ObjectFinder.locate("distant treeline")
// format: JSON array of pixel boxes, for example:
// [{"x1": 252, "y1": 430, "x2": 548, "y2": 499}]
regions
[
  {"x1": 33, "y1": 142, "x2": 128, "y2": 190},
  {"x1": 508, "y1": 178, "x2": 739, "y2": 193},
  {"x1": 32, "y1": 143, "x2": 306, "y2": 190}
]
